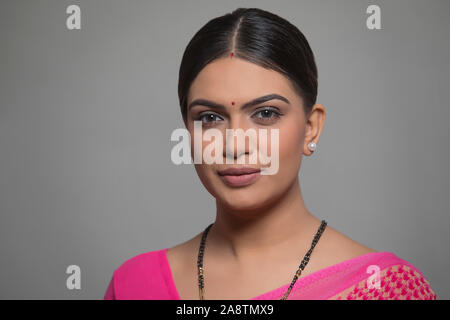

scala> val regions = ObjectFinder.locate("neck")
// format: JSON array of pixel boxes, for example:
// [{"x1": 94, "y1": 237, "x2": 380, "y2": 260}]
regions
[{"x1": 207, "y1": 176, "x2": 321, "y2": 261}]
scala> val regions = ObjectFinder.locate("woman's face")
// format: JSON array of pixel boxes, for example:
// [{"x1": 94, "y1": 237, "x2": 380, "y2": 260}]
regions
[{"x1": 185, "y1": 57, "x2": 321, "y2": 212}]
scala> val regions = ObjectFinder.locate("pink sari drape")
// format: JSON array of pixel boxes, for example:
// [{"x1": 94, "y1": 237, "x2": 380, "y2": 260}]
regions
[{"x1": 104, "y1": 248, "x2": 436, "y2": 300}]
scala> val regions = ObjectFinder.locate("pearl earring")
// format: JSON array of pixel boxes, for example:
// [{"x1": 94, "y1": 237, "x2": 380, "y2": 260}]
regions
[{"x1": 308, "y1": 142, "x2": 317, "y2": 152}]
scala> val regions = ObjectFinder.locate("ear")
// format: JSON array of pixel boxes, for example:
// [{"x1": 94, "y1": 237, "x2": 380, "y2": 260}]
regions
[{"x1": 303, "y1": 103, "x2": 326, "y2": 156}]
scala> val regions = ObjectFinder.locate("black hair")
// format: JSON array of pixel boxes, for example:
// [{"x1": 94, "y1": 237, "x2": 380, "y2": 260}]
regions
[{"x1": 178, "y1": 7, "x2": 318, "y2": 121}]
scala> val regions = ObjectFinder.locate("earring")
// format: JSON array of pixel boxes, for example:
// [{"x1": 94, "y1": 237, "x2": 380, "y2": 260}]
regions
[{"x1": 308, "y1": 142, "x2": 317, "y2": 152}]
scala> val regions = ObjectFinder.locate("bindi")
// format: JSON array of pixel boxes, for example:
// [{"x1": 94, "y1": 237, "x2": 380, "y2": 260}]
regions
[
  {"x1": 230, "y1": 52, "x2": 234, "y2": 59},
  {"x1": 231, "y1": 101, "x2": 235, "y2": 105}
]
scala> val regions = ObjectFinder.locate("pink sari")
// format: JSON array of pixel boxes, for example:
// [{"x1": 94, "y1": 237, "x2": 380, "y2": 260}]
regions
[{"x1": 104, "y1": 248, "x2": 437, "y2": 300}]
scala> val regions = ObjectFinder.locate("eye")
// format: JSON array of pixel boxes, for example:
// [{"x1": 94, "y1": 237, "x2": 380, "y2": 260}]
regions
[
  {"x1": 197, "y1": 112, "x2": 223, "y2": 126},
  {"x1": 252, "y1": 107, "x2": 282, "y2": 123}
]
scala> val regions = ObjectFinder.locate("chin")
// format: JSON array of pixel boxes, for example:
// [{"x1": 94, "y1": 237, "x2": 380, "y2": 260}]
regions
[{"x1": 215, "y1": 187, "x2": 270, "y2": 213}]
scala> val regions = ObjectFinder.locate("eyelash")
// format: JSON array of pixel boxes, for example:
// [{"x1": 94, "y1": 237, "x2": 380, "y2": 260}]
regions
[{"x1": 196, "y1": 107, "x2": 282, "y2": 126}]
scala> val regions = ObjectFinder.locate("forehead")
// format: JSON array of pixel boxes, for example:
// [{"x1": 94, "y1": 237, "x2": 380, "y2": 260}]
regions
[{"x1": 188, "y1": 57, "x2": 299, "y2": 105}]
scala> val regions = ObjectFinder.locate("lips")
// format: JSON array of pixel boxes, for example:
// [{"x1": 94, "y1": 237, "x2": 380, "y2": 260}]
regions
[
  {"x1": 217, "y1": 167, "x2": 261, "y2": 187},
  {"x1": 218, "y1": 167, "x2": 261, "y2": 176}
]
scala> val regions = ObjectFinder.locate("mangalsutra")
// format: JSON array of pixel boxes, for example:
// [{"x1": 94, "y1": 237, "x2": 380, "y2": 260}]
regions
[{"x1": 197, "y1": 220, "x2": 327, "y2": 300}]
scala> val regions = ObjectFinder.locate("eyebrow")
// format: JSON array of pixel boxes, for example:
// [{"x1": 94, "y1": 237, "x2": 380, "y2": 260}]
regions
[{"x1": 187, "y1": 93, "x2": 290, "y2": 112}]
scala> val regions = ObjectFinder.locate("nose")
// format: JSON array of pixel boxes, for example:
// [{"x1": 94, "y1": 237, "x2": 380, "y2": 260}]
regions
[{"x1": 222, "y1": 116, "x2": 256, "y2": 163}]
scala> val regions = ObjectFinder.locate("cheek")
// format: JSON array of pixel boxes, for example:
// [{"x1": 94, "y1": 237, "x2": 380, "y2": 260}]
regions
[
  {"x1": 273, "y1": 118, "x2": 304, "y2": 177},
  {"x1": 279, "y1": 123, "x2": 303, "y2": 159}
]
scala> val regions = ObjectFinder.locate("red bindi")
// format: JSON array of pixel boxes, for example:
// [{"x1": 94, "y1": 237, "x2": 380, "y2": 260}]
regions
[
  {"x1": 231, "y1": 101, "x2": 235, "y2": 105},
  {"x1": 230, "y1": 52, "x2": 234, "y2": 59}
]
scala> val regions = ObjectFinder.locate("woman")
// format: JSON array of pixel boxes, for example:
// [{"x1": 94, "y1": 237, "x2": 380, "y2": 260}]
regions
[{"x1": 104, "y1": 7, "x2": 436, "y2": 300}]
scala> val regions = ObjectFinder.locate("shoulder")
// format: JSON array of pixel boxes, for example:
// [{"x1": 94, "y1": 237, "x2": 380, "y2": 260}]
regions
[
  {"x1": 330, "y1": 253, "x2": 437, "y2": 300},
  {"x1": 318, "y1": 226, "x2": 437, "y2": 300},
  {"x1": 313, "y1": 224, "x2": 377, "y2": 268},
  {"x1": 114, "y1": 249, "x2": 165, "y2": 276},
  {"x1": 166, "y1": 231, "x2": 204, "y2": 272},
  {"x1": 105, "y1": 248, "x2": 173, "y2": 300}
]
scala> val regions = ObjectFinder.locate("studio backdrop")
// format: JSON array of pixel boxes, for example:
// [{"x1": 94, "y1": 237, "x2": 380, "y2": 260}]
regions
[{"x1": 0, "y1": 0, "x2": 449, "y2": 299}]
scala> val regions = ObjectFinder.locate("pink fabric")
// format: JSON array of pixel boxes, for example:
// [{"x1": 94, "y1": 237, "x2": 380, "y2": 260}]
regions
[{"x1": 104, "y1": 248, "x2": 436, "y2": 300}]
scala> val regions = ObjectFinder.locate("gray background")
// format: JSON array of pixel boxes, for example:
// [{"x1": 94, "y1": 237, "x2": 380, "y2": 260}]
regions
[{"x1": 0, "y1": 0, "x2": 449, "y2": 299}]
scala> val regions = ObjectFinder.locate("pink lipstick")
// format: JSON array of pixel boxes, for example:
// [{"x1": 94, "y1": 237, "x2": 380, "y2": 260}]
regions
[{"x1": 217, "y1": 167, "x2": 261, "y2": 187}]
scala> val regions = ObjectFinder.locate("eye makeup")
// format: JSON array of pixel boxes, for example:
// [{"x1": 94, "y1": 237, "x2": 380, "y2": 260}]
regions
[{"x1": 193, "y1": 105, "x2": 283, "y2": 127}]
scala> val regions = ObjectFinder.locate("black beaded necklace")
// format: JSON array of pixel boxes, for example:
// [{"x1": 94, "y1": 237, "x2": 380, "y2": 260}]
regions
[{"x1": 197, "y1": 219, "x2": 327, "y2": 300}]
